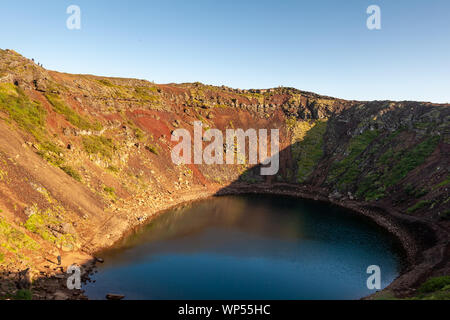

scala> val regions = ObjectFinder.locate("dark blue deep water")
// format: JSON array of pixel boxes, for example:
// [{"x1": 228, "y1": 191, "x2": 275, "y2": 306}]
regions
[{"x1": 83, "y1": 195, "x2": 403, "y2": 300}]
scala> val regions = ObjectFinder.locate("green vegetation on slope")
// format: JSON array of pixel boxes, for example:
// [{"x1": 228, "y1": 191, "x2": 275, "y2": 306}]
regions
[
  {"x1": 36, "y1": 141, "x2": 82, "y2": 183},
  {"x1": 0, "y1": 83, "x2": 47, "y2": 140},
  {"x1": 356, "y1": 134, "x2": 441, "y2": 201},
  {"x1": 45, "y1": 93, "x2": 102, "y2": 131},
  {"x1": 24, "y1": 205, "x2": 76, "y2": 249},
  {"x1": 37, "y1": 141, "x2": 64, "y2": 166},
  {"x1": 326, "y1": 125, "x2": 441, "y2": 202},
  {"x1": 60, "y1": 165, "x2": 82, "y2": 182},
  {"x1": 413, "y1": 276, "x2": 450, "y2": 300},
  {"x1": 126, "y1": 119, "x2": 146, "y2": 141},
  {"x1": 133, "y1": 86, "x2": 159, "y2": 102},
  {"x1": 0, "y1": 217, "x2": 40, "y2": 256},
  {"x1": 433, "y1": 174, "x2": 450, "y2": 190},
  {"x1": 82, "y1": 135, "x2": 116, "y2": 159},
  {"x1": 97, "y1": 79, "x2": 114, "y2": 87},
  {"x1": 13, "y1": 289, "x2": 32, "y2": 300},
  {"x1": 145, "y1": 144, "x2": 159, "y2": 155},
  {"x1": 103, "y1": 185, "x2": 117, "y2": 201},
  {"x1": 292, "y1": 120, "x2": 327, "y2": 183},
  {"x1": 407, "y1": 200, "x2": 432, "y2": 213},
  {"x1": 383, "y1": 136, "x2": 441, "y2": 187},
  {"x1": 95, "y1": 79, "x2": 160, "y2": 103},
  {"x1": 404, "y1": 184, "x2": 429, "y2": 198},
  {"x1": 0, "y1": 84, "x2": 82, "y2": 181},
  {"x1": 328, "y1": 129, "x2": 380, "y2": 190}
]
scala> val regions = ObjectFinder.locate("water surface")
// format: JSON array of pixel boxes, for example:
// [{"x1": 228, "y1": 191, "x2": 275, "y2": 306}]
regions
[{"x1": 84, "y1": 195, "x2": 403, "y2": 300}]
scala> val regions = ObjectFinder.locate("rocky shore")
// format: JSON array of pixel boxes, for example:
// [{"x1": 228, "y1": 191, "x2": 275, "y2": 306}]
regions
[{"x1": 16, "y1": 182, "x2": 446, "y2": 300}]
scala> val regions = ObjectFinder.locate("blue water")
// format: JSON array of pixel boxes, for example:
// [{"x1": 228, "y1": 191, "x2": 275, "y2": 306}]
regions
[{"x1": 83, "y1": 195, "x2": 403, "y2": 300}]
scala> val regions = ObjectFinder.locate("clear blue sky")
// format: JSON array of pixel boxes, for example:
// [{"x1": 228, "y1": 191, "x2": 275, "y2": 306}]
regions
[{"x1": 1, "y1": 0, "x2": 449, "y2": 102}]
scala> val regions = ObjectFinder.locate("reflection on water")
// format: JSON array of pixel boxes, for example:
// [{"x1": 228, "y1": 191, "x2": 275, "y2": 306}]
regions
[{"x1": 84, "y1": 195, "x2": 403, "y2": 300}]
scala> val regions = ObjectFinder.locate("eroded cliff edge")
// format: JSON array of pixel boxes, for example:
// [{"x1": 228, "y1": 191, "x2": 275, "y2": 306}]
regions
[{"x1": 0, "y1": 49, "x2": 448, "y2": 299}]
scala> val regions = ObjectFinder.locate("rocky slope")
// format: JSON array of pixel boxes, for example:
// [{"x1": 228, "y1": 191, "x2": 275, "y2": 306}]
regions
[{"x1": 0, "y1": 49, "x2": 448, "y2": 299}]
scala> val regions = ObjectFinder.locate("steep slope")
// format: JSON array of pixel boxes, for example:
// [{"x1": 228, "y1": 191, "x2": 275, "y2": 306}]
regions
[{"x1": 0, "y1": 49, "x2": 448, "y2": 299}]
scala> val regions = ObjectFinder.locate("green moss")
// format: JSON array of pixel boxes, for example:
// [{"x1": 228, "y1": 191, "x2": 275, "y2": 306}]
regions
[
  {"x1": 96, "y1": 79, "x2": 160, "y2": 103},
  {"x1": 0, "y1": 84, "x2": 82, "y2": 179},
  {"x1": 103, "y1": 185, "x2": 117, "y2": 201},
  {"x1": 239, "y1": 170, "x2": 260, "y2": 184},
  {"x1": 356, "y1": 172, "x2": 386, "y2": 201},
  {"x1": 378, "y1": 148, "x2": 394, "y2": 166},
  {"x1": 292, "y1": 121, "x2": 327, "y2": 183},
  {"x1": 145, "y1": 144, "x2": 159, "y2": 155},
  {"x1": 82, "y1": 135, "x2": 116, "y2": 159},
  {"x1": 0, "y1": 169, "x2": 7, "y2": 181},
  {"x1": 383, "y1": 136, "x2": 440, "y2": 187},
  {"x1": 97, "y1": 79, "x2": 114, "y2": 87},
  {"x1": 0, "y1": 218, "x2": 40, "y2": 253},
  {"x1": 215, "y1": 104, "x2": 229, "y2": 108},
  {"x1": 403, "y1": 184, "x2": 429, "y2": 198},
  {"x1": 414, "y1": 122, "x2": 433, "y2": 130},
  {"x1": 414, "y1": 188, "x2": 429, "y2": 198},
  {"x1": 418, "y1": 276, "x2": 450, "y2": 294},
  {"x1": 60, "y1": 166, "x2": 81, "y2": 182},
  {"x1": 36, "y1": 142, "x2": 82, "y2": 181},
  {"x1": 0, "y1": 83, "x2": 47, "y2": 141},
  {"x1": 126, "y1": 120, "x2": 146, "y2": 141},
  {"x1": 103, "y1": 186, "x2": 115, "y2": 194},
  {"x1": 14, "y1": 289, "x2": 32, "y2": 300},
  {"x1": 135, "y1": 128, "x2": 145, "y2": 141},
  {"x1": 409, "y1": 276, "x2": 450, "y2": 299},
  {"x1": 37, "y1": 141, "x2": 64, "y2": 167},
  {"x1": 415, "y1": 290, "x2": 450, "y2": 300},
  {"x1": 285, "y1": 117, "x2": 298, "y2": 132},
  {"x1": 407, "y1": 200, "x2": 431, "y2": 213},
  {"x1": 106, "y1": 165, "x2": 120, "y2": 173},
  {"x1": 241, "y1": 92, "x2": 264, "y2": 102},
  {"x1": 404, "y1": 183, "x2": 415, "y2": 196},
  {"x1": 328, "y1": 129, "x2": 379, "y2": 187},
  {"x1": 433, "y1": 174, "x2": 450, "y2": 190},
  {"x1": 45, "y1": 93, "x2": 101, "y2": 131},
  {"x1": 24, "y1": 206, "x2": 76, "y2": 247},
  {"x1": 349, "y1": 132, "x2": 440, "y2": 201},
  {"x1": 133, "y1": 87, "x2": 160, "y2": 102},
  {"x1": 24, "y1": 213, "x2": 48, "y2": 238}
]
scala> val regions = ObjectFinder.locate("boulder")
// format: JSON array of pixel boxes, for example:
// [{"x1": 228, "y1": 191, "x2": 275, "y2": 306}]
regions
[
  {"x1": 24, "y1": 206, "x2": 37, "y2": 217},
  {"x1": 106, "y1": 293, "x2": 125, "y2": 300},
  {"x1": 53, "y1": 291, "x2": 69, "y2": 300}
]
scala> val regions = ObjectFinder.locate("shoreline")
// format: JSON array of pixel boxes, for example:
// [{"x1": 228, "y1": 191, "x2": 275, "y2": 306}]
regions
[{"x1": 9, "y1": 182, "x2": 449, "y2": 300}]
